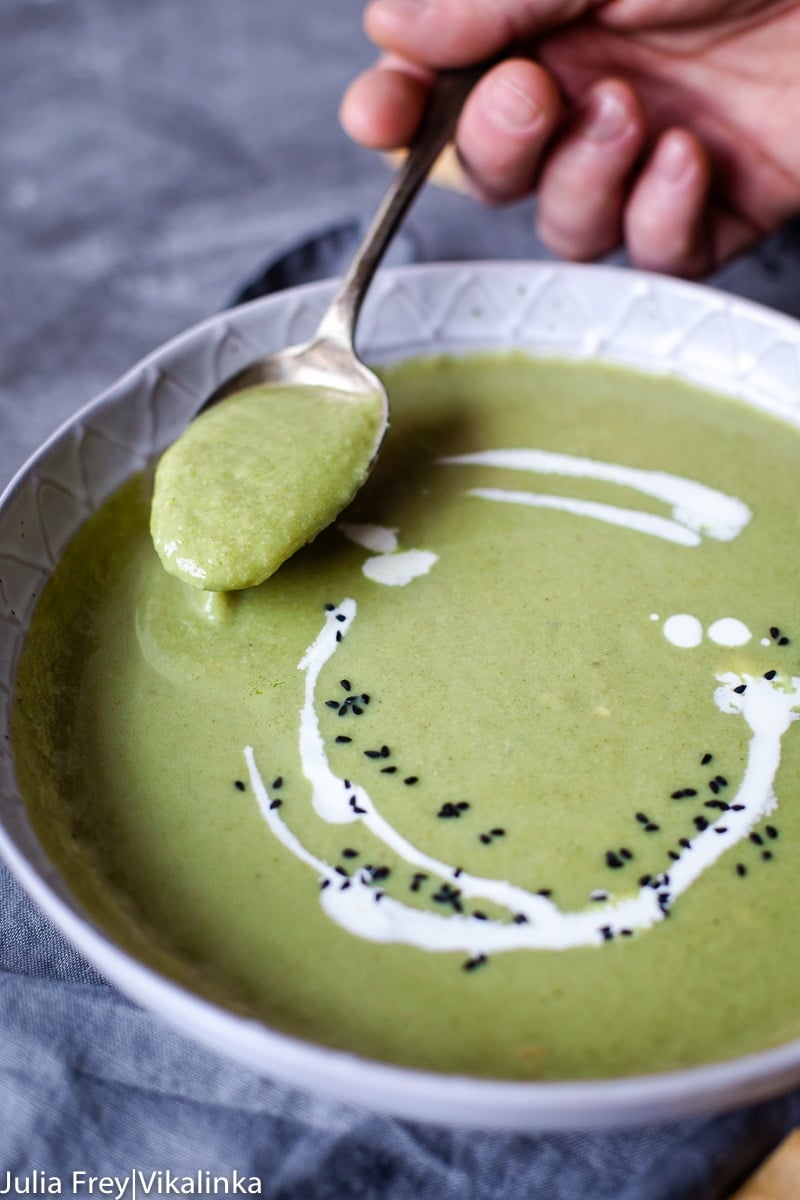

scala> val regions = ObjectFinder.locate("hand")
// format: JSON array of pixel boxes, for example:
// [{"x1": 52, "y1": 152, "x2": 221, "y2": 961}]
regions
[{"x1": 340, "y1": 0, "x2": 800, "y2": 277}]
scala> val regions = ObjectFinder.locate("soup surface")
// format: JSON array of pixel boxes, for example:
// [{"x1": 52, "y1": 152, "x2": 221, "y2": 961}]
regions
[{"x1": 13, "y1": 353, "x2": 800, "y2": 1081}]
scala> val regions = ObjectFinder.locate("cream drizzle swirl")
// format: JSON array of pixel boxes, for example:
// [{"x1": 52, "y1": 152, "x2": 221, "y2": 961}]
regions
[
  {"x1": 438, "y1": 449, "x2": 751, "y2": 545},
  {"x1": 242, "y1": 448, "x2": 798, "y2": 955},
  {"x1": 246, "y1": 605, "x2": 800, "y2": 953}
]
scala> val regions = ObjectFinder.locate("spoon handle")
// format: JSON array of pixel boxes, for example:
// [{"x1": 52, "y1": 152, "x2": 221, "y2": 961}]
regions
[{"x1": 315, "y1": 60, "x2": 493, "y2": 347}]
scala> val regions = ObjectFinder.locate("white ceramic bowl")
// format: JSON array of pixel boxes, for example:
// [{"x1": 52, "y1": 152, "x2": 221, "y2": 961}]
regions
[{"x1": 3, "y1": 262, "x2": 800, "y2": 1130}]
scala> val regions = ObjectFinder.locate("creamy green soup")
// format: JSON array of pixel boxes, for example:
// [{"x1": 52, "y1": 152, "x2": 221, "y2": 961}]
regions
[
  {"x1": 151, "y1": 383, "x2": 384, "y2": 590},
  {"x1": 12, "y1": 353, "x2": 800, "y2": 1081}
]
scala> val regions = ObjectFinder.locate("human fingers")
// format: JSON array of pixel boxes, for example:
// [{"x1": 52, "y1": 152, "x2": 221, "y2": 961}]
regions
[
  {"x1": 624, "y1": 129, "x2": 712, "y2": 277},
  {"x1": 534, "y1": 79, "x2": 646, "y2": 259},
  {"x1": 363, "y1": 0, "x2": 590, "y2": 68},
  {"x1": 340, "y1": 58, "x2": 431, "y2": 150},
  {"x1": 455, "y1": 59, "x2": 563, "y2": 204}
]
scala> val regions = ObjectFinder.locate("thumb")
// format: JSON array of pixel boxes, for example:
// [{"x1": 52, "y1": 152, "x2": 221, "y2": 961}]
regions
[{"x1": 364, "y1": 0, "x2": 596, "y2": 67}]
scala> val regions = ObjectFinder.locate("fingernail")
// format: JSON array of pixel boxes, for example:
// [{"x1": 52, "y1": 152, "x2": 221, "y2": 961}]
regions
[
  {"x1": 485, "y1": 77, "x2": 543, "y2": 133},
  {"x1": 368, "y1": 0, "x2": 430, "y2": 19},
  {"x1": 584, "y1": 89, "x2": 629, "y2": 144},
  {"x1": 654, "y1": 133, "x2": 693, "y2": 183}
]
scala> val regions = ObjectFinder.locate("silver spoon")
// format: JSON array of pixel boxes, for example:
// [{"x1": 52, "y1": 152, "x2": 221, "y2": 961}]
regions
[
  {"x1": 152, "y1": 62, "x2": 490, "y2": 592},
  {"x1": 205, "y1": 61, "x2": 487, "y2": 414}
]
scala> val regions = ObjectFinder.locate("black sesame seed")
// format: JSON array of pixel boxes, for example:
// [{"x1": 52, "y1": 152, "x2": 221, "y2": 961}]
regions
[
  {"x1": 325, "y1": 700, "x2": 340, "y2": 709},
  {"x1": 770, "y1": 626, "x2": 780, "y2": 639},
  {"x1": 764, "y1": 670, "x2": 777, "y2": 681},
  {"x1": 679, "y1": 838, "x2": 692, "y2": 849},
  {"x1": 234, "y1": 780, "x2": 246, "y2": 792},
  {"x1": 715, "y1": 776, "x2": 728, "y2": 787},
  {"x1": 766, "y1": 825, "x2": 779, "y2": 839},
  {"x1": 779, "y1": 636, "x2": 790, "y2": 646},
  {"x1": 620, "y1": 929, "x2": 634, "y2": 937},
  {"x1": 335, "y1": 866, "x2": 349, "y2": 878},
  {"x1": 491, "y1": 828, "x2": 506, "y2": 838},
  {"x1": 591, "y1": 890, "x2": 609, "y2": 901},
  {"x1": 456, "y1": 802, "x2": 470, "y2": 811},
  {"x1": 736, "y1": 863, "x2": 747, "y2": 877},
  {"x1": 336, "y1": 614, "x2": 346, "y2": 623},
  {"x1": 337, "y1": 705, "x2": 349, "y2": 716},
  {"x1": 361, "y1": 694, "x2": 370, "y2": 704},
  {"x1": 635, "y1": 812, "x2": 649, "y2": 824},
  {"x1": 272, "y1": 777, "x2": 283, "y2": 789},
  {"x1": 269, "y1": 799, "x2": 282, "y2": 810},
  {"x1": 320, "y1": 878, "x2": 330, "y2": 889},
  {"x1": 381, "y1": 766, "x2": 397, "y2": 774},
  {"x1": 463, "y1": 954, "x2": 488, "y2": 972},
  {"x1": 709, "y1": 779, "x2": 720, "y2": 794},
  {"x1": 371, "y1": 866, "x2": 391, "y2": 882},
  {"x1": 671, "y1": 789, "x2": 688, "y2": 799},
  {"x1": 381, "y1": 745, "x2": 391, "y2": 758},
  {"x1": 374, "y1": 891, "x2": 385, "y2": 902},
  {"x1": 683, "y1": 788, "x2": 698, "y2": 797},
  {"x1": 749, "y1": 832, "x2": 764, "y2": 846},
  {"x1": 701, "y1": 752, "x2": 713, "y2": 765},
  {"x1": 734, "y1": 684, "x2": 747, "y2": 694},
  {"x1": 513, "y1": 913, "x2": 529, "y2": 924},
  {"x1": 638, "y1": 874, "x2": 652, "y2": 887},
  {"x1": 453, "y1": 867, "x2": 462, "y2": 878},
  {"x1": 668, "y1": 850, "x2": 681, "y2": 861},
  {"x1": 339, "y1": 880, "x2": 351, "y2": 891},
  {"x1": 351, "y1": 705, "x2": 364, "y2": 715},
  {"x1": 480, "y1": 834, "x2": 492, "y2": 845},
  {"x1": 606, "y1": 851, "x2": 623, "y2": 869},
  {"x1": 404, "y1": 776, "x2": 419, "y2": 786},
  {"x1": 644, "y1": 823, "x2": 660, "y2": 833},
  {"x1": 473, "y1": 911, "x2": 488, "y2": 921},
  {"x1": 762, "y1": 850, "x2": 774, "y2": 861},
  {"x1": 325, "y1": 604, "x2": 335, "y2": 612},
  {"x1": 353, "y1": 804, "x2": 367, "y2": 814},
  {"x1": 600, "y1": 926, "x2": 614, "y2": 942},
  {"x1": 694, "y1": 816, "x2": 709, "y2": 831},
  {"x1": 340, "y1": 679, "x2": 351, "y2": 691},
  {"x1": 537, "y1": 888, "x2": 553, "y2": 897},
  {"x1": 731, "y1": 804, "x2": 745, "y2": 811},
  {"x1": 715, "y1": 826, "x2": 729, "y2": 834},
  {"x1": 619, "y1": 848, "x2": 633, "y2": 860},
  {"x1": 335, "y1": 736, "x2": 352, "y2": 744},
  {"x1": 438, "y1": 803, "x2": 460, "y2": 819},
  {"x1": 342, "y1": 848, "x2": 359, "y2": 859},
  {"x1": 364, "y1": 750, "x2": 382, "y2": 759},
  {"x1": 335, "y1": 631, "x2": 342, "y2": 643}
]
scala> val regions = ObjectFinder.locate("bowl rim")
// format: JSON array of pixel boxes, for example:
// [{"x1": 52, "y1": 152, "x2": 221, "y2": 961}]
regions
[{"x1": 4, "y1": 258, "x2": 800, "y2": 1130}]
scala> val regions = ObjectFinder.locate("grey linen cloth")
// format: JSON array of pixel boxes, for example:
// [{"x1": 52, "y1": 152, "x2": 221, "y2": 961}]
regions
[{"x1": 4, "y1": 0, "x2": 800, "y2": 1191}]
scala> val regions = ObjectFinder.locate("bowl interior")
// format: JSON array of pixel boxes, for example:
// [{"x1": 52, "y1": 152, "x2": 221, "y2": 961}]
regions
[{"x1": 3, "y1": 262, "x2": 800, "y2": 1129}]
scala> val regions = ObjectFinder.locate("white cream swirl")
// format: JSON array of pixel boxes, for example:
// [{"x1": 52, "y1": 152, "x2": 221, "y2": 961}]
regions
[
  {"x1": 246, "y1": 605, "x2": 800, "y2": 954},
  {"x1": 437, "y1": 449, "x2": 751, "y2": 545},
  {"x1": 242, "y1": 448, "x2": 797, "y2": 957}
]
